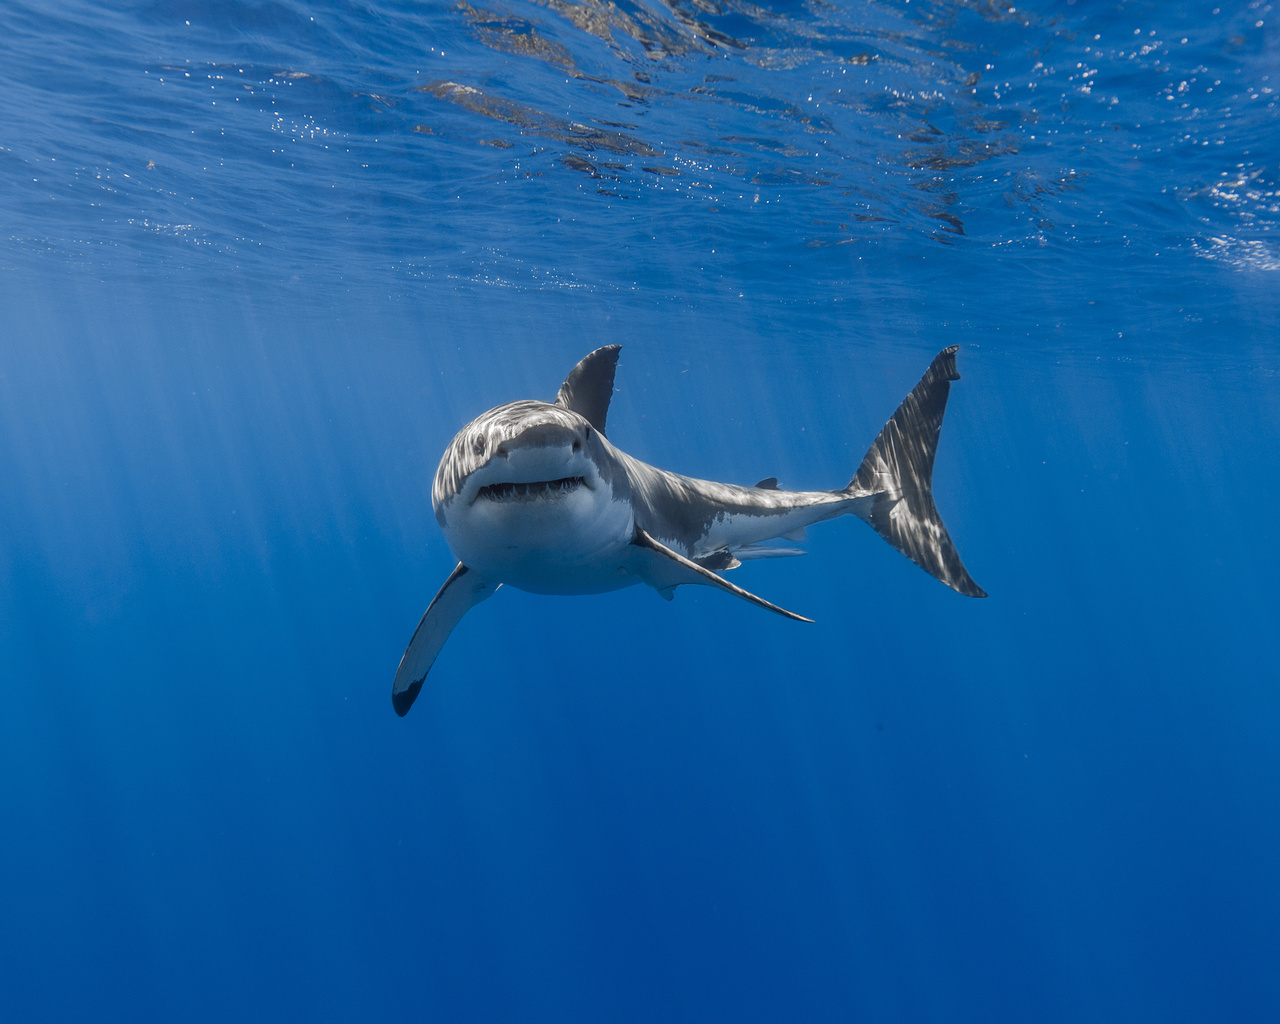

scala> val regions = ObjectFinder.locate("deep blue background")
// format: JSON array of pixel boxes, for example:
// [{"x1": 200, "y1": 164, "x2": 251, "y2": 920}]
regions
[{"x1": 2, "y1": 1, "x2": 1278, "y2": 1021}]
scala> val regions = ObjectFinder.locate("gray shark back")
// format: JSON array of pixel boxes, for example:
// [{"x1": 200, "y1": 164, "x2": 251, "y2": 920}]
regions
[{"x1": 620, "y1": 453, "x2": 854, "y2": 558}]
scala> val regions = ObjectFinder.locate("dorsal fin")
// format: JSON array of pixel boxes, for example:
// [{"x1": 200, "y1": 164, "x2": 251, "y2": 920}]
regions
[
  {"x1": 555, "y1": 345, "x2": 621, "y2": 437},
  {"x1": 754, "y1": 476, "x2": 779, "y2": 490}
]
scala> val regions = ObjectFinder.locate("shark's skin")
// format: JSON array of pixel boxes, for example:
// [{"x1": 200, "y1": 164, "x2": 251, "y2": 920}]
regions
[{"x1": 392, "y1": 346, "x2": 985, "y2": 716}]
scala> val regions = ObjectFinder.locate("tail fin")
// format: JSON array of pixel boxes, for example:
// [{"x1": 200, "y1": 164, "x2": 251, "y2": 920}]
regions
[{"x1": 847, "y1": 347, "x2": 986, "y2": 598}]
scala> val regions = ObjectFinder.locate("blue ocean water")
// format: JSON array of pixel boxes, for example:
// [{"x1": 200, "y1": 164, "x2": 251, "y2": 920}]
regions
[{"x1": 2, "y1": 0, "x2": 1278, "y2": 1020}]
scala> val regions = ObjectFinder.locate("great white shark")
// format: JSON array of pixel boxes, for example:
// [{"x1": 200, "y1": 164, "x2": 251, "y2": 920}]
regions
[{"x1": 392, "y1": 346, "x2": 984, "y2": 716}]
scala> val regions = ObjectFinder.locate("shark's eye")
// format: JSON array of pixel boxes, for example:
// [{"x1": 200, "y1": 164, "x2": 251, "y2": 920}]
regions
[
  {"x1": 584, "y1": 426, "x2": 592, "y2": 442},
  {"x1": 473, "y1": 436, "x2": 486, "y2": 456}
]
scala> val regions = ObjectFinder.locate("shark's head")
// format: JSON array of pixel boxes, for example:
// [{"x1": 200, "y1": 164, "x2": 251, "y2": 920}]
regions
[{"x1": 431, "y1": 400, "x2": 634, "y2": 591}]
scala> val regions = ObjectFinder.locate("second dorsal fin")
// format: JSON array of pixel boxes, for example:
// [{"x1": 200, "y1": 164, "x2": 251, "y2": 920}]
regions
[
  {"x1": 754, "y1": 476, "x2": 779, "y2": 490},
  {"x1": 555, "y1": 345, "x2": 621, "y2": 437}
]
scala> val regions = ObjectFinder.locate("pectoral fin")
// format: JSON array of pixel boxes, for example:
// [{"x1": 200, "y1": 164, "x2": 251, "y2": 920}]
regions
[
  {"x1": 631, "y1": 526, "x2": 813, "y2": 623},
  {"x1": 392, "y1": 563, "x2": 500, "y2": 717}
]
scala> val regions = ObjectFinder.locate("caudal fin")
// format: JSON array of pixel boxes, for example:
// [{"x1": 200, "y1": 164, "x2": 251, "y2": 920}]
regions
[{"x1": 847, "y1": 347, "x2": 986, "y2": 598}]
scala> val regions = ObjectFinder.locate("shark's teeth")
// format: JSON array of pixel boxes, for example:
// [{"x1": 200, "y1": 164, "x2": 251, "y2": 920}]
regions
[{"x1": 477, "y1": 476, "x2": 586, "y2": 504}]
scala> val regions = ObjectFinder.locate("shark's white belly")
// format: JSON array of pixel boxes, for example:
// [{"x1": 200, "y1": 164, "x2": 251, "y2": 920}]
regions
[{"x1": 441, "y1": 486, "x2": 638, "y2": 595}]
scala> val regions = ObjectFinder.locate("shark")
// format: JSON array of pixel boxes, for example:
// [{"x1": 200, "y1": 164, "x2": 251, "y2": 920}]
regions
[{"x1": 392, "y1": 345, "x2": 985, "y2": 716}]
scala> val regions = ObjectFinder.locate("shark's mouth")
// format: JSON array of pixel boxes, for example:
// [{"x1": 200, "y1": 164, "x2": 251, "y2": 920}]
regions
[{"x1": 476, "y1": 476, "x2": 586, "y2": 504}]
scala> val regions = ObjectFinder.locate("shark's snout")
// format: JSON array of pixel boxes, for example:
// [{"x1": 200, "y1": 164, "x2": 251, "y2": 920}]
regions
[
  {"x1": 466, "y1": 421, "x2": 595, "y2": 507},
  {"x1": 494, "y1": 422, "x2": 580, "y2": 457}
]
